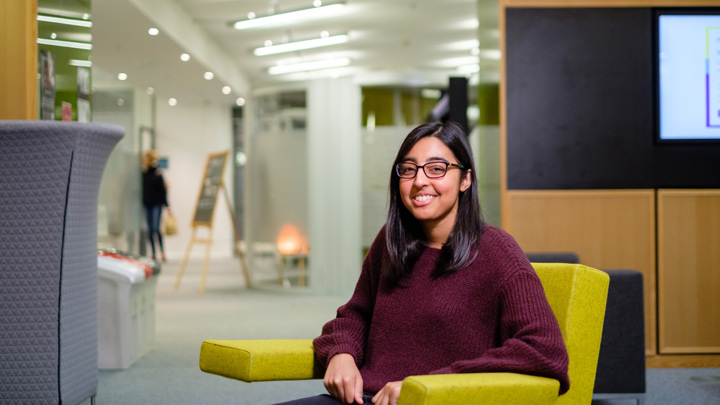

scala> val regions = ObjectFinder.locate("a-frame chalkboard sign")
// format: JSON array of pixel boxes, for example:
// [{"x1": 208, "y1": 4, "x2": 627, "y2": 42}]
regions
[{"x1": 174, "y1": 151, "x2": 251, "y2": 292}]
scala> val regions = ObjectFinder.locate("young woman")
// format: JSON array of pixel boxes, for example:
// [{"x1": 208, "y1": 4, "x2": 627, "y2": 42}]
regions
[
  {"x1": 142, "y1": 150, "x2": 171, "y2": 261},
  {"x1": 277, "y1": 121, "x2": 569, "y2": 405}
]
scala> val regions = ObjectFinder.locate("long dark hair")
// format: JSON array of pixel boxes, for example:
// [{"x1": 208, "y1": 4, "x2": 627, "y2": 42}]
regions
[{"x1": 384, "y1": 121, "x2": 484, "y2": 284}]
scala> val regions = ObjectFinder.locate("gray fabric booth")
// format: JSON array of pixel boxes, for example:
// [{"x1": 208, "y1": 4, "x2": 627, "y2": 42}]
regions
[{"x1": 0, "y1": 121, "x2": 123, "y2": 404}]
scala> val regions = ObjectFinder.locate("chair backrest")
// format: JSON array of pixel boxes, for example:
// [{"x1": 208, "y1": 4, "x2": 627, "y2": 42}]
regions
[{"x1": 531, "y1": 263, "x2": 609, "y2": 405}]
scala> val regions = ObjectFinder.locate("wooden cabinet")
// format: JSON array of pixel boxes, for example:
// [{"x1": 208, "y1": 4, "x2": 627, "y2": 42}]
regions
[
  {"x1": 658, "y1": 190, "x2": 720, "y2": 354},
  {"x1": 505, "y1": 190, "x2": 657, "y2": 354}
]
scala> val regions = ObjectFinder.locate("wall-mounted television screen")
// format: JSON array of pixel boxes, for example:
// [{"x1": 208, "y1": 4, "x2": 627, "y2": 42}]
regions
[{"x1": 656, "y1": 9, "x2": 720, "y2": 142}]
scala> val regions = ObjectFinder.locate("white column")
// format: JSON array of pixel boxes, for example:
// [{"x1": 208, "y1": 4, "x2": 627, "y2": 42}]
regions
[{"x1": 307, "y1": 77, "x2": 362, "y2": 295}]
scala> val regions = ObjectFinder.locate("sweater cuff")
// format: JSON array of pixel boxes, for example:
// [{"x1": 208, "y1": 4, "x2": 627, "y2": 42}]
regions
[{"x1": 325, "y1": 345, "x2": 362, "y2": 367}]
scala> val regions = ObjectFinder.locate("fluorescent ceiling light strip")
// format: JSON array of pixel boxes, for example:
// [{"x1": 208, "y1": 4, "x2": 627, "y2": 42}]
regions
[
  {"x1": 254, "y1": 35, "x2": 348, "y2": 56},
  {"x1": 37, "y1": 15, "x2": 92, "y2": 28},
  {"x1": 234, "y1": 3, "x2": 344, "y2": 30},
  {"x1": 69, "y1": 59, "x2": 93, "y2": 68},
  {"x1": 268, "y1": 57, "x2": 350, "y2": 75},
  {"x1": 37, "y1": 38, "x2": 92, "y2": 50}
]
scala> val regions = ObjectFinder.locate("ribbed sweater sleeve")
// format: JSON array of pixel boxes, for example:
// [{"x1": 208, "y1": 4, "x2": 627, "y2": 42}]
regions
[
  {"x1": 427, "y1": 271, "x2": 570, "y2": 393},
  {"x1": 425, "y1": 231, "x2": 570, "y2": 394}
]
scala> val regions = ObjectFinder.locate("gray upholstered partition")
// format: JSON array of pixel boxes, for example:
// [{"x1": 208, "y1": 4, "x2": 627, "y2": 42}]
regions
[{"x1": 0, "y1": 121, "x2": 124, "y2": 404}]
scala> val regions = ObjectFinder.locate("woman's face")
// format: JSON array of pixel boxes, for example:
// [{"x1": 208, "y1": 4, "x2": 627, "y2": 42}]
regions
[{"x1": 398, "y1": 136, "x2": 471, "y2": 236}]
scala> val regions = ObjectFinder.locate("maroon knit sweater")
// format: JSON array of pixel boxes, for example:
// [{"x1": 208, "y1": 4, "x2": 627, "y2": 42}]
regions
[{"x1": 313, "y1": 225, "x2": 570, "y2": 396}]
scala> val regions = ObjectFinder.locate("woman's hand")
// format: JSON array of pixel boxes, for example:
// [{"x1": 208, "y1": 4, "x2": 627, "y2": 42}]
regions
[
  {"x1": 324, "y1": 353, "x2": 364, "y2": 404},
  {"x1": 371, "y1": 381, "x2": 403, "y2": 405}
]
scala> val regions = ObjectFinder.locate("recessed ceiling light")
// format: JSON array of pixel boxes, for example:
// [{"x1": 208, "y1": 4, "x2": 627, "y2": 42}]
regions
[
  {"x1": 37, "y1": 38, "x2": 92, "y2": 50},
  {"x1": 254, "y1": 34, "x2": 348, "y2": 56},
  {"x1": 268, "y1": 57, "x2": 350, "y2": 75},
  {"x1": 236, "y1": 98, "x2": 246, "y2": 106},
  {"x1": 458, "y1": 64, "x2": 480, "y2": 73},
  {"x1": 204, "y1": 72, "x2": 214, "y2": 80},
  {"x1": 117, "y1": 98, "x2": 125, "y2": 106},
  {"x1": 37, "y1": 15, "x2": 92, "y2": 28},
  {"x1": 117, "y1": 73, "x2": 128, "y2": 81},
  {"x1": 321, "y1": 31, "x2": 329, "y2": 38},
  {"x1": 180, "y1": 53, "x2": 191, "y2": 62},
  {"x1": 68, "y1": 59, "x2": 92, "y2": 68},
  {"x1": 222, "y1": 86, "x2": 232, "y2": 95},
  {"x1": 146, "y1": 87, "x2": 155, "y2": 95},
  {"x1": 247, "y1": 12, "x2": 256, "y2": 19},
  {"x1": 148, "y1": 27, "x2": 159, "y2": 36},
  {"x1": 478, "y1": 50, "x2": 502, "y2": 60},
  {"x1": 168, "y1": 98, "x2": 177, "y2": 106},
  {"x1": 50, "y1": 32, "x2": 57, "y2": 39},
  {"x1": 233, "y1": 1, "x2": 345, "y2": 30}
]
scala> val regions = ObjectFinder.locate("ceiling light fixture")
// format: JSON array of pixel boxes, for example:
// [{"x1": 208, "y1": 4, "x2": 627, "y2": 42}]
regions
[
  {"x1": 268, "y1": 57, "x2": 350, "y2": 75},
  {"x1": 37, "y1": 38, "x2": 92, "y2": 50},
  {"x1": 180, "y1": 53, "x2": 191, "y2": 61},
  {"x1": 37, "y1": 15, "x2": 92, "y2": 28},
  {"x1": 222, "y1": 86, "x2": 232, "y2": 95},
  {"x1": 148, "y1": 27, "x2": 160, "y2": 36},
  {"x1": 254, "y1": 34, "x2": 348, "y2": 56},
  {"x1": 68, "y1": 59, "x2": 92, "y2": 68},
  {"x1": 458, "y1": 64, "x2": 480, "y2": 73},
  {"x1": 204, "y1": 72, "x2": 214, "y2": 80},
  {"x1": 478, "y1": 49, "x2": 502, "y2": 60},
  {"x1": 232, "y1": 1, "x2": 345, "y2": 30}
]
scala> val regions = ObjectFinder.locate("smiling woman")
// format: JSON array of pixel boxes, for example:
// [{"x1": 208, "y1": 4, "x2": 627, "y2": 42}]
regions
[{"x1": 273, "y1": 121, "x2": 570, "y2": 405}]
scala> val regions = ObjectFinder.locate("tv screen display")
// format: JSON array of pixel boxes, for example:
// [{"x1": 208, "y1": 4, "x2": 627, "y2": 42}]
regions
[{"x1": 657, "y1": 9, "x2": 720, "y2": 141}]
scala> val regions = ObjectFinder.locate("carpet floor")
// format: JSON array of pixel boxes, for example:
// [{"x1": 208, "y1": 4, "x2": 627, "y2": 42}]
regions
[{"x1": 95, "y1": 257, "x2": 720, "y2": 404}]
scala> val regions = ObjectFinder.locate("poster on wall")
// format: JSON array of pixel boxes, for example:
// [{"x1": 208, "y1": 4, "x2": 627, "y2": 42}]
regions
[
  {"x1": 40, "y1": 50, "x2": 56, "y2": 120},
  {"x1": 61, "y1": 102, "x2": 72, "y2": 121},
  {"x1": 77, "y1": 67, "x2": 91, "y2": 122}
]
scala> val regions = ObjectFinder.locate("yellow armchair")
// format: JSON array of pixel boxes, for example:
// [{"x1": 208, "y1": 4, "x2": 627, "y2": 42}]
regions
[{"x1": 200, "y1": 263, "x2": 609, "y2": 404}]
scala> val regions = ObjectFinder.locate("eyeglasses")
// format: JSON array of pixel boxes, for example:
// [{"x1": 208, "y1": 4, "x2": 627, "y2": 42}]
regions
[{"x1": 395, "y1": 161, "x2": 464, "y2": 179}]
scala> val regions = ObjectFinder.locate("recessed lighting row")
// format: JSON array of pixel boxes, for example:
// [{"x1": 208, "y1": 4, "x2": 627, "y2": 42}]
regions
[
  {"x1": 164, "y1": 97, "x2": 246, "y2": 107},
  {"x1": 124, "y1": 27, "x2": 244, "y2": 105}
]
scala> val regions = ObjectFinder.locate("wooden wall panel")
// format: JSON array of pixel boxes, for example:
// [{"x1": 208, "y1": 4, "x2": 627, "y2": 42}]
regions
[
  {"x1": 658, "y1": 190, "x2": 720, "y2": 354},
  {"x1": 0, "y1": 1, "x2": 37, "y2": 120},
  {"x1": 506, "y1": 190, "x2": 656, "y2": 354}
]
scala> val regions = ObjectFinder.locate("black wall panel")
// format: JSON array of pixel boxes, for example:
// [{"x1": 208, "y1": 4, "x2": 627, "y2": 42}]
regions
[{"x1": 506, "y1": 8, "x2": 720, "y2": 189}]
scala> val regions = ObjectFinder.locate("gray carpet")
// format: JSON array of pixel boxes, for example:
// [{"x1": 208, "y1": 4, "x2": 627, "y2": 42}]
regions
[{"x1": 96, "y1": 257, "x2": 720, "y2": 404}]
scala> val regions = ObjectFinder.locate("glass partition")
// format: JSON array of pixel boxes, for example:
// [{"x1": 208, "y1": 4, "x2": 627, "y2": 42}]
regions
[{"x1": 246, "y1": 90, "x2": 309, "y2": 289}]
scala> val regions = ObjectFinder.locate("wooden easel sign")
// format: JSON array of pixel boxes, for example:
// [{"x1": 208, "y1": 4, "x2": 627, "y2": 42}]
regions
[{"x1": 174, "y1": 151, "x2": 251, "y2": 292}]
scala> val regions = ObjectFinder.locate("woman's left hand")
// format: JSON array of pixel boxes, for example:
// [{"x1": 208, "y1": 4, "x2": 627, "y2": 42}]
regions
[{"x1": 371, "y1": 381, "x2": 403, "y2": 405}]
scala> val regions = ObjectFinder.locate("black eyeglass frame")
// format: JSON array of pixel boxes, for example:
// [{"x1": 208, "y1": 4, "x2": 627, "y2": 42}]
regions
[{"x1": 395, "y1": 161, "x2": 465, "y2": 179}]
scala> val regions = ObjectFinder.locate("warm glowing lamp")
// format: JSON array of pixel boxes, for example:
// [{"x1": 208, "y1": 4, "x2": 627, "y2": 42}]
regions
[{"x1": 277, "y1": 224, "x2": 302, "y2": 255}]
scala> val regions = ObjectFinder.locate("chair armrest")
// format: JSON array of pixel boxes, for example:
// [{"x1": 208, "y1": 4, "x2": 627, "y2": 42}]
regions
[
  {"x1": 199, "y1": 339, "x2": 324, "y2": 382},
  {"x1": 398, "y1": 373, "x2": 560, "y2": 405}
]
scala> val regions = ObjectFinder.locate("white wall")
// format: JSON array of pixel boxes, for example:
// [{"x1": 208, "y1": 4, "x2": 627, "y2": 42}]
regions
[{"x1": 155, "y1": 100, "x2": 235, "y2": 259}]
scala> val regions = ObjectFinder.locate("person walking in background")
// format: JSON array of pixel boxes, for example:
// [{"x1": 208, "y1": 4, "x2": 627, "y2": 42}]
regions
[{"x1": 142, "y1": 150, "x2": 171, "y2": 261}]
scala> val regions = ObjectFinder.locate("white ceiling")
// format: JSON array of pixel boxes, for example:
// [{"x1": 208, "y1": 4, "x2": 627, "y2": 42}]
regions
[{"x1": 89, "y1": 0, "x2": 499, "y2": 105}]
